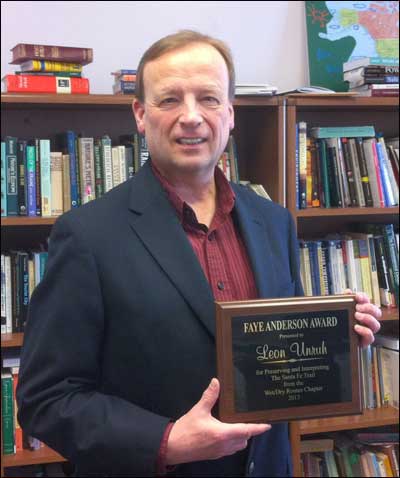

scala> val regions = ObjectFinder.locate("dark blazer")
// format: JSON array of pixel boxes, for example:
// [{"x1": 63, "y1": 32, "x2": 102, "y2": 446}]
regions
[{"x1": 17, "y1": 161, "x2": 303, "y2": 477}]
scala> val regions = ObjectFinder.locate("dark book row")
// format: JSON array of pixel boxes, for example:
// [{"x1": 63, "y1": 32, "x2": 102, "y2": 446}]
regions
[
  {"x1": 298, "y1": 224, "x2": 399, "y2": 309},
  {"x1": 296, "y1": 124, "x2": 399, "y2": 209}
]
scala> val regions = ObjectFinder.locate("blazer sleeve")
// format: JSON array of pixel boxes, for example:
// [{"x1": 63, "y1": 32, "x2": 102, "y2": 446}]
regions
[
  {"x1": 16, "y1": 212, "x2": 170, "y2": 477},
  {"x1": 286, "y1": 207, "x2": 304, "y2": 297}
]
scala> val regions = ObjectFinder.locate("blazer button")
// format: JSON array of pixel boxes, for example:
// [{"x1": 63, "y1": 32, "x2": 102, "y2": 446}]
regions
[
  {"x1": 217, "y1": 281, "x2": 225, "y2": 291},
  {"x1": 248, "y1": 461, "x2": 255, "y2": 475}
]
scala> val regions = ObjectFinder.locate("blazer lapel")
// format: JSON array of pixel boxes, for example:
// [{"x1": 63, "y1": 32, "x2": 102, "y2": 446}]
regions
[
  {"x1": 233, "y1": 186, "x2": 277, "y2": 298},
  {"x1": 126, "y1": 163, "x2": 216, "y2": 338}
]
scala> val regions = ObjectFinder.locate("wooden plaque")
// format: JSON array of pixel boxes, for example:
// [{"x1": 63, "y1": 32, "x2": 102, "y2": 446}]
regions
[{"x1": 215, "y1": 295, "x2": 362, "y2": 423}]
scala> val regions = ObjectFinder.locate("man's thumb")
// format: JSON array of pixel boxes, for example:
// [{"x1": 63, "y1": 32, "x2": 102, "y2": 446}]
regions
[{"x1": 199, "y1": 378, "x2": 220, "y2": 412}]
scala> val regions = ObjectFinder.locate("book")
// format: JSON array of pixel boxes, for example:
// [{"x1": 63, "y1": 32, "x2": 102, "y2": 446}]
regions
[
  {"x1": 19, "y1": 59, "x2": 83, "y2": 73},
  {"x1": 111, "y1": 69, "x2": 137, "y2": 76},
  {"x1": 3, "y1": 74, "x2": 89, "y2": 94},
  {"x1": 310, "y1": 125, "x2": 376, "y2": 139},
  {"x1": 375, "y1": 334, "x2": 399, "y2": 351},
  {"x1": 1, "y1": 141, "x2": 6, "y2": 216},
  {"x1": 10, "y1": 43, "x2": 93, "y2": 65},
  {"x1": 1, "y1": 371, "x2": 15, "y2": 454},
  {"x1": 343, "y1": 57, "x2": 399, "y2": 72}
]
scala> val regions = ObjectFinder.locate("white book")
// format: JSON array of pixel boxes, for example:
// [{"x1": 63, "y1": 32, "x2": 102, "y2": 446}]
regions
[
  {"x1": 118, "y1": 145, "x2": 127, "y2": 184},
  {"x1": 4, "y1": 254, "x2": 12, "y2": 333},
  {"x1": 39, "y1": 139, "x2": 52, "y2": 217},
  {"x1": 78, "y1": 138, "x2": 95, "y2": 204},
  {"x1": 101, "y1": 136, "x2": 113, "y2": 193},
  {"x1": 1, "y1": 254, "x2": 6, "y2": 334},
  {"x1": 111, "y1": 146, "x2": 121, "y2": 188}
]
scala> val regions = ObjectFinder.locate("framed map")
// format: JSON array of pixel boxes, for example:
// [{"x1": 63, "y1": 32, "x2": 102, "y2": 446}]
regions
[{"x1": 305, "y1": 1, "x2": 399, "y2": 91}]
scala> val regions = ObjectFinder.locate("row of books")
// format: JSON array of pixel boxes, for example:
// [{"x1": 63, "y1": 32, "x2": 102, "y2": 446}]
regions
[
  {"x1": 111, "y1": 69, "x2": 136, "y2": 95},
  {"x1": 1, "y1": 250, "x2": 48, "y2": 334},
  {"x1": 3, "y1": 43, "x2": 93, "y2": 94},
  {"x1": 1, "y1": 134, "x2": 241, "y2": 217},
  {"x1": 298, "y1": 224, "x2": 399, "y2": 308},
  {"x1": 343, "y1": 61, "x2": 399, "y2": 97},
  {"x1": 361, "y1": 337, "x2": 399, "y2": 411},
  {"x1": 2, "y1": 367, "x2": 44, "y2": 455},
  {"x1": 300, "y1": 430, "x2": 399, "y2": 477},
  {"x1": 1, "y1": 134, "x2": 146, "y2": 217},
  {"x1": 296, "y1": 124, "x2": 399, "y2": 209}
]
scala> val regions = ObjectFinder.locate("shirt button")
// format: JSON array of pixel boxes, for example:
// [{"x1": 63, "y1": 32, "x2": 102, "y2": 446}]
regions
[
  {"x1": 217, "y1": 281, "x2": 224, "y2": 291},
  {"x1": 208, "y1": 233, "x2": 214, "y2": 241},
  {"x1": 248, "y1": 461, "x2": 255, "y2": 475}
]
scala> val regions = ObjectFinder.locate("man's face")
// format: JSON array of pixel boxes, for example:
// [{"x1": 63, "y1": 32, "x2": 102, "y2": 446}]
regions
[{"x1": 133, "y1": 43, "x2": 234, "y2": 180}]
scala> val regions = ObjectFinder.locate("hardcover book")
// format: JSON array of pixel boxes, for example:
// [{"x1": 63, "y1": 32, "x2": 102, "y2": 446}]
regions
[
  {"x1": 10, "y1": 43, "x2": 93, "y2": 65},
  {"x1": 3, "y1": 74, "x2": 89, "y2": 94}
]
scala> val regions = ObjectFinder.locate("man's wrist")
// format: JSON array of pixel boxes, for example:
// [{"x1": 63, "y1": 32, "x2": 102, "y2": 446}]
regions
[{"x1": 156, "y1": 421, "x2": 175, "y2": 475}]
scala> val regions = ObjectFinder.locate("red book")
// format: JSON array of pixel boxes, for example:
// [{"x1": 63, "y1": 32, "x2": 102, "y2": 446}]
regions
[
  {"x1": 10, "y1": 43, "x2": 93, "y2": 65},
  {"x1": 3, "y1": 74, "x2": 90, "y2": 94}
]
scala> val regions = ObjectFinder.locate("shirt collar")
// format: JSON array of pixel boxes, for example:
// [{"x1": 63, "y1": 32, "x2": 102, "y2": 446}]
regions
[{"x1": 150, "y1": 160, "x2": 235, "y2": 226}]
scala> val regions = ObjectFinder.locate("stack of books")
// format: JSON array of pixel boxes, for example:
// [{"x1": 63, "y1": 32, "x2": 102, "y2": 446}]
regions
[
  {"x1": 111, "y1": 69, "x2": 136, "y2": 95},
  {"x1": 343, "y1": 57, "x2": 399, "y2": 97},
  {"x1": 2, "y1": 43, "x2": 93, "y2": 94}
]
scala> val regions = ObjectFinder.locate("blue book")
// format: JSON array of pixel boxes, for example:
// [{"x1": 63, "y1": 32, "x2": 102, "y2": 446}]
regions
[
  {"x1": 310, "y1": 125, "x2": 376, "y2": 139},
  {"x1": 295, "y1": 123, "x2": 299, "y2": 210},
  {"x1": 1, "y1": 141, "x2": 6, "y2": 216},
  {"x1": 375, "y1": 141, "x2": 395, "y2": 206},
  {"x1": 26, "y1": 145, "x2": 36, "y2": 216},
  {"x1": 307, "y1": 241, "x2": 322, "y2": 296},
  {"x1": 39, "y1": 139, "x2": 52, "y2": 217},
  {"x1": 5, "y1": 136, "x2": 18, "y2": 216}
]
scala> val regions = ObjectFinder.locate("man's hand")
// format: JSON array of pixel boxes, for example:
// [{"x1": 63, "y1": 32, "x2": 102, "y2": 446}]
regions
[
  {"x1": 345, "y1": 290, "x2": 382, "y2": 347},
  {"x1": 166, "y1": 378, "x2": 271, "y2": 465}
]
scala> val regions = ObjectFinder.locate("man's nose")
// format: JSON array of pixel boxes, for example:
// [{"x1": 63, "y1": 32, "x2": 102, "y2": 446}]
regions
[{"x1": 178, "y1": 99, "x2": 203, "y2": 126}]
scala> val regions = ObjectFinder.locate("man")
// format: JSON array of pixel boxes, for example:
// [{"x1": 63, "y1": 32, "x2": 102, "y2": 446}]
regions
[{"x1": 17, "y1": 31, "x2": 381, "y2": 477}]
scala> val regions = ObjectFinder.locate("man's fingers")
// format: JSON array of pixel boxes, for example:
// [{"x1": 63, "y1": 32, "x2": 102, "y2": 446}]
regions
[
  {"x1": 197, "y1": 378, "x2": 220, "y2": 413},
  {"x1": 225, "y1": 422, "x2": 271, "y2": 440}
]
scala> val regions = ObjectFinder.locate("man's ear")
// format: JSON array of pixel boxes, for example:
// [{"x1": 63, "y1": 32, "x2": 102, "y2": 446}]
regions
[
  {"x1": 229, "y1": 103, "x2": 235, "y2": 131},
  {"x1": 132, "y1": 99, "x2": 145, "y2": 135}
]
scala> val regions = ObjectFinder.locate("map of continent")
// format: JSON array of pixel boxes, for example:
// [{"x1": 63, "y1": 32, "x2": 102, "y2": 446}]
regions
[{"x1": 305, "y1": 1, "x2": 399, "y2": 91}]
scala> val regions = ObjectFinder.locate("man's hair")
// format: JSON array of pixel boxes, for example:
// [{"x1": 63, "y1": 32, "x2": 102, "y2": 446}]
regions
[{"x1": 135, "y1": 30, "x2": 236, "y2": 103}]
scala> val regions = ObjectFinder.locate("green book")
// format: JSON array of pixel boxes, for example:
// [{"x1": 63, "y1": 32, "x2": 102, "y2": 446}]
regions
[
  {"x1": 310, "y1": 126, "x2": 376, "y2": 139},
  {"x1": 1, "y1": 371, "x2": 15, "y2": 454}
]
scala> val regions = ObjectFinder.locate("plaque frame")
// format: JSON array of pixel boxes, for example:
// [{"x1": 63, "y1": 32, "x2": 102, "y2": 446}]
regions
[{"x1": 215, "y1": 294, "x2": 362, "y2": 423}]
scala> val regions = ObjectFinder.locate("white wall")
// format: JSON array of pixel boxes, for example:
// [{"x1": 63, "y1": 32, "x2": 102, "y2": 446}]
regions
[{"x1": 1, "y1": 0, "x2": 309, "y2": 94}]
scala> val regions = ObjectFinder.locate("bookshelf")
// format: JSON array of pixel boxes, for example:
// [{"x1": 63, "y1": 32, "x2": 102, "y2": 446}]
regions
[
  {"x1": 1, "y1": 93, "x2": 285, "y2": 476},
  {"x1": 284, "y1": 95, "x2": 399, "y2": 477},
  {"x1": 1, "y1": 94, "x2": 399, "y2": 477}
]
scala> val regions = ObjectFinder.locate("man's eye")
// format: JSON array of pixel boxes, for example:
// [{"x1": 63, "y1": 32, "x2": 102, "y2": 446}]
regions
[
  {"x1": 202, "y1": 96, "x2": 219, "y2": 105},
  {"x1": 160, "y1": 98, "x2": 178, "y2": 106}
]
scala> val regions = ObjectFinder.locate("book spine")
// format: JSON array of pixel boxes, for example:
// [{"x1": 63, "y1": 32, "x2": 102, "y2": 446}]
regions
[
  {"x1": 298, "y1": 122, "x2": 307, "y2": 209},
  {"x1": 26, "y1": 145, "x2": 36, "y2": 217},
  {"x1": 34, "y1": 138, "x2": 42, "y2": 216},
  {"x1": 94, "y1": 140, "x2": 104, "y2": 199},
  {"x1": 21, "y1": 60, "x2": 83, "y2": 72},
  {"x1": 66, "y1": 131, "x2": 79, "y2": 208},
  {"x1": 355, "y1": 138, "x2": 374, "y2": 207},
  {"x1": 382, "y1": 224, "x2": 399, "y2": 307},
  {"x1": 340, "y1": 138, "x2": 358, "y2": 207},
  {"x1": 50, "y1": 152, "x2": 64, "y2": 215},
  {"x1": 1, "y1": 141, "x2": 6, "y2": 216},
  {"x1": 4, "y1": 255, "x2": 12, "y2": 333},
  {"x1": 11, "y1": 44, "x2": 93, "y2": 65},
  {"x1": 371, "y1": 140, "x2": 386, "y2": 207},
  {"x1": 377, "y1": 137, "x2": 398, "y2": 205},
  {"x1": 348, "y1": 138, "x2": 366, "y2": 207},
  {"x1": 1, "y1": 372, "x2": 15, "y2": 454},
  {"x1": 310, "y1": 126, "x2": 375, "y2": 138},
  {"x1": 5, "y1": 136, "x2": 18, "y2": 216},
  {"x1": 4, "y1": 75, "x2": 89, "y2": 94},
  {"x1": 62, "y1": 154, "x2": 71, "y2": 213},
  {"x1": 17, "y1": 139, "x2": 27, "y2": 215},
  {"x1": 78, "y1": 138, "x2": 95, "y2": 204},
  {"x1": 101, "y1": 136, "x2": 113, "y2": 193},
  {"x1": 39, "y1": 140, "x2": 52, "y2": 217},
  {"x1": 317, "y1": 139, "x2": 330, "y2": 208},
  {"x1": 375, "y1": 141, "x2": 395, "y2": 206}
]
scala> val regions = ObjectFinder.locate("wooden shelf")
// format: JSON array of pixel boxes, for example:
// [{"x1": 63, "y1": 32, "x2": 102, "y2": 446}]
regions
[
  {"x1": 1, "y1": 333, "x2": 24, "y2": 348},
  {"x1": 3, "y1": 445, "x2": 66, "y2": 467},
  {"x1": 1, "y1": 92, "x2": 281, "y2": 108},
  {"x1": 295, "y1": 206, "x2": 399, "y2": 218},
  {"x1": 1, "y1": 217, "x2": 57, "y2": 226},
  {"x1": 298, "y1": 406, "x2": 399, "y2": 435}
]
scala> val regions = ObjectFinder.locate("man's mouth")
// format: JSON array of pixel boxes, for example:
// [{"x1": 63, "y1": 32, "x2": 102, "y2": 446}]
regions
[{"x1": 176, "y1": 138, "x2": 207, "y2": 145}]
